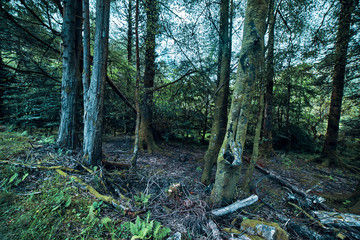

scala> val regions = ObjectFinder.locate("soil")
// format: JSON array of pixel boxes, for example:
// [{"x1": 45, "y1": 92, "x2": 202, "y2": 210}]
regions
[{"x1": 99, "y1": 135, "x2": 360, "y2": 239}]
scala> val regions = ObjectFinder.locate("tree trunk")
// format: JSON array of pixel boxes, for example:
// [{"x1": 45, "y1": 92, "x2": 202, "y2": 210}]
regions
[
  {"x1": 127, "y1": 0, "x2": 133, "y2": 65},
  {"x1": 286, "y1": 71, "x2": 291, "y2": 152},
  {"x1": 201, "y1": 0, "x2": 231, "y2": 185},
  {"x1": 131, "y1": 0, "x2": 140, "y2": 168},
  {"x1": 139, "y1": 0, "x2": 161, "y2": 153},
  {"x1": 0, "y1": 42, "x2": 4, "y2": 121},
  {"x1": 350, "y1": 180, "x2": 360, "y2": 214},
  {"x1": 83, "y1": 0, "x2": 110, "y2": 166},
  {"x1": 211, "y1": 0, "x2": 269, "y2": 205},
  {"x1": 260, "y1": 0, "x2": 276, "y2": 158},
  {"x1": 57, "y1": 0, "x2": 81, "y2": 149},
  {"x1": 321, "y1": 0, "x2": 355, "y2": 166},
  {"x1": 242, "y1": 87, "x2": 264, "y2": 193}
]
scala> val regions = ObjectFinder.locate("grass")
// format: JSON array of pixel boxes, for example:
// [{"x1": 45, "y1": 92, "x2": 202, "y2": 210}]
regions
[{"x1": 0, "y1": 129, "x2": 133, "y2": 239}]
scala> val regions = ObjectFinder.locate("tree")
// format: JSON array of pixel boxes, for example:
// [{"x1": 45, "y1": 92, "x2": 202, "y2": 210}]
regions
[
  {"x1": 131, "y1": 0, "x2": 141, "y2": 168},
  {"x1": 57, "y1": 0, "x2": 82, "y2": 149},
  {"x1": 211, "y1": 0, "x2": 269, "y2": 205},
  {"x1": 260, "y1": 0, "x2": 276, "y2": 158},
  {"x1": 83, "y1": 0, "x2": 111, "y2": 166},
  {"x1": 201, "y1": 0, "x2": 232, "y2": 185},
  {"x1": 319, "y1": 0, "x2": 356, "y2": 167},
  {"x1": 139, "y1": 0, "x2": 161, "y2": 153}
]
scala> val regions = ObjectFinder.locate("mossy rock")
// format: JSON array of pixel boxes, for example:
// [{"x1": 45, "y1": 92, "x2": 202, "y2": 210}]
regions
[{"x1": 241, "y1": 219, "x2": 289, "y2": 240}]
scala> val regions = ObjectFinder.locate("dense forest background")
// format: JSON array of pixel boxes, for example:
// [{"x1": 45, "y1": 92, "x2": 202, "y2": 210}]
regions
[{"x1": 0, "y1": 0, "x2": 360, "y2": 239}]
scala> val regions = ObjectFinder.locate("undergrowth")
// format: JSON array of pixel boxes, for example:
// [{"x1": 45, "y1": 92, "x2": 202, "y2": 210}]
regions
[{"x1": 0, "y1": 129, "x2": 171, "y2": 240}]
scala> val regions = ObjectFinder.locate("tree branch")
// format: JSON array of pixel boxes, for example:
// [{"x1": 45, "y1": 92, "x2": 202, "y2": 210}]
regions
[{"x1": 146, "y1": 70, "x2": 196, "y2": 93}]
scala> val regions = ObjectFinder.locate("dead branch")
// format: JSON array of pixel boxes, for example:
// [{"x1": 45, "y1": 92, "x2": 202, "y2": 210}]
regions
[
  {"x1": 207, "y1": 219, "x2": 222, "y2": 240},
  {"x1": 211, "y1": 195, "x2": 258, "y2": 217},
  {"x1": 288, "y1": 202, "x2": 325, "y2": 228},
  {"x1": 255, "y1": 165, "x2": 332, "y2": 211}
]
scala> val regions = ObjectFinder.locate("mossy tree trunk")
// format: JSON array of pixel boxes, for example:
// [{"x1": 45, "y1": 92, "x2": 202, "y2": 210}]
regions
[
  {"x1": 242, "y1": 86, "x2": 264, "y2": 193},
  {"x1": 201, "y1": 0, "x2": 231, "y2": 185},
  {"x1": 260, "y1": 0, "x2": 275, "y2": 158},
  {"x1": 57, "y1": 0, "x2": 82, "y2": 149},
  {"x1": 211, "y1": 0, "x2": 269, "y2": 205},
  {"x1": 83, "y1": 0, "x2": 110, "y2": 166},
  {"x1": 139, "y1": 0, "x2": 161, "y2": 153},
  {"x1": 321, "y1": 0, "x2": 355, "y2": 167}
]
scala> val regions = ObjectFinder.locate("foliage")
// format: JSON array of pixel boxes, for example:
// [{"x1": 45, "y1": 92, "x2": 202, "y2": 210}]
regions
[
  {"x1": 128, "y1": 212, "x2": 171, "y2": 240},
  {"x1": 0, "y1": 166, "x2": 133, "y2": 240},
  {"x1": 134, "y1": 192, "x2": 151, "y2": 208}
]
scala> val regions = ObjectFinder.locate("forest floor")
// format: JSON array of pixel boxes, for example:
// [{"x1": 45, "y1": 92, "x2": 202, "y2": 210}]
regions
[{"x1": 1, "y1": 130, "x2": 359, "y2": 239}]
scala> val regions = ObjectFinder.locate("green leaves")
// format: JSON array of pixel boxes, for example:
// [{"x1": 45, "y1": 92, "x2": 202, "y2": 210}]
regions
[{"x1": 129, "y1": 212, "x2": 171, "y2": 240}]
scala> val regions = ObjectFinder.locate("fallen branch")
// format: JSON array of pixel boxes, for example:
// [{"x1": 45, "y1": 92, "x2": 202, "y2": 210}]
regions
[
  {"x1": 207, "y1": 220, "x2": 222, "y2": 240},
  {"x1": 211, "y1": 195, "x2": 258, "y2": 217},
  {"x1": 55, "y1": 169, "x2": 130, "y2": 210},
  {"x1": 255, "y1": 165, "x2": 332, "y2": 211},
  {"x1": 288, "y1": 202, "x2": 325, "y2": 228}
]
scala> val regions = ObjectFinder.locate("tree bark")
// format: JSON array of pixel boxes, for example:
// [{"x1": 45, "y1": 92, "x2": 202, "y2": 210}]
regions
[
  {"x1": 211, "y1": 0, "x2": 269, "y2": 205},
  {"x1": 131, "y1": 0, "x2": 140, "y2": 168},
  {"x1": 260, "y1": 0, "x2": 276, "y2": 158},
  {"x1": 57, "y1": 0, "x2": 81, "y2": 149},
  {"x1": 127, "y1": 0, "x2": 133, "y2": 65},
  {"x1": 242, "y1": 86, "x2": 264, "y2": 193},
  {"x1": 139, "y1": 0, "x2": 161, "y2": 153},
  {"x1": 321, "y1": 0, "x2": 355, "y2": 166},
  {"x1": 83, "y1": 0, "x2": 110, "y2": 166},
  {"x1": 201, "y1": 0, "x2": 231, "y2": 185}
]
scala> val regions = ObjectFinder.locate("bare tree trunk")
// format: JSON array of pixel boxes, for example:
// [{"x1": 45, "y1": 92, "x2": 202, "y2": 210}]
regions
[
  {"x1": 211, "y1": 0, "x2": 269, "y2": 205},
  {"x1": 82, "y1": 0, "x2": 90, "y2": 97},
  {"x1": 201, "y1": 0, "x2": 231, "y2": 185},
  {"x1": 321, "y1": 0, "x2": 355, "y2": 166},
  {"x1": 131, "y1": 0, "x2": 140, "y2": 168},
  {"x1": 57, "y1": 0, "x2": 81, "y2": 149},
  {"x1": 127, "y1": 0, "x2": 133, "y2": 65},
  {"x1": 83, "y1": 0, "x2": 110, "y2": 166},
  {"x1": 139, "y1": 0, "x2": 161, "y2": 153},
  {"x1": 260, "y1": 0, "x2": 276, "y2": 158}
]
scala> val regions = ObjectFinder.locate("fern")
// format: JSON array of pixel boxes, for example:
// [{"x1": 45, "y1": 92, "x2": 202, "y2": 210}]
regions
[{"x1": 129, "y1": 212, "x2": 170, "y2": 240}]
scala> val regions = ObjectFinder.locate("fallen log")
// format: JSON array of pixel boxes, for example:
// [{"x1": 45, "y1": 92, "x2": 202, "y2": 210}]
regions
[
  {"x1": 313, "y1": 211, "x2": 360, "y2": 228},
  {"x1": 211, "y1": 195, "x2": 258, "y2": 217}
]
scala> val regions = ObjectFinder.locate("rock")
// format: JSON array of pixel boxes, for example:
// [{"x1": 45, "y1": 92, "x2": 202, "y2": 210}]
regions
[
  {"x1": 167, "y1": 232, "x2": 182, "y2": 240},
  {"x1": 241, "y1": 219, "x2": 289, "y2": 240}
]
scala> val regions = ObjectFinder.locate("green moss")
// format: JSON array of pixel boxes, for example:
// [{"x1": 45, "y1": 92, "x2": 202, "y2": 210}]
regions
[
  {"x1": 241, "y1": 219, "x2": 289, "y2": 240},
  {"x1": 0, "y1": 131, "x2": 31, "y2": 159}
]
